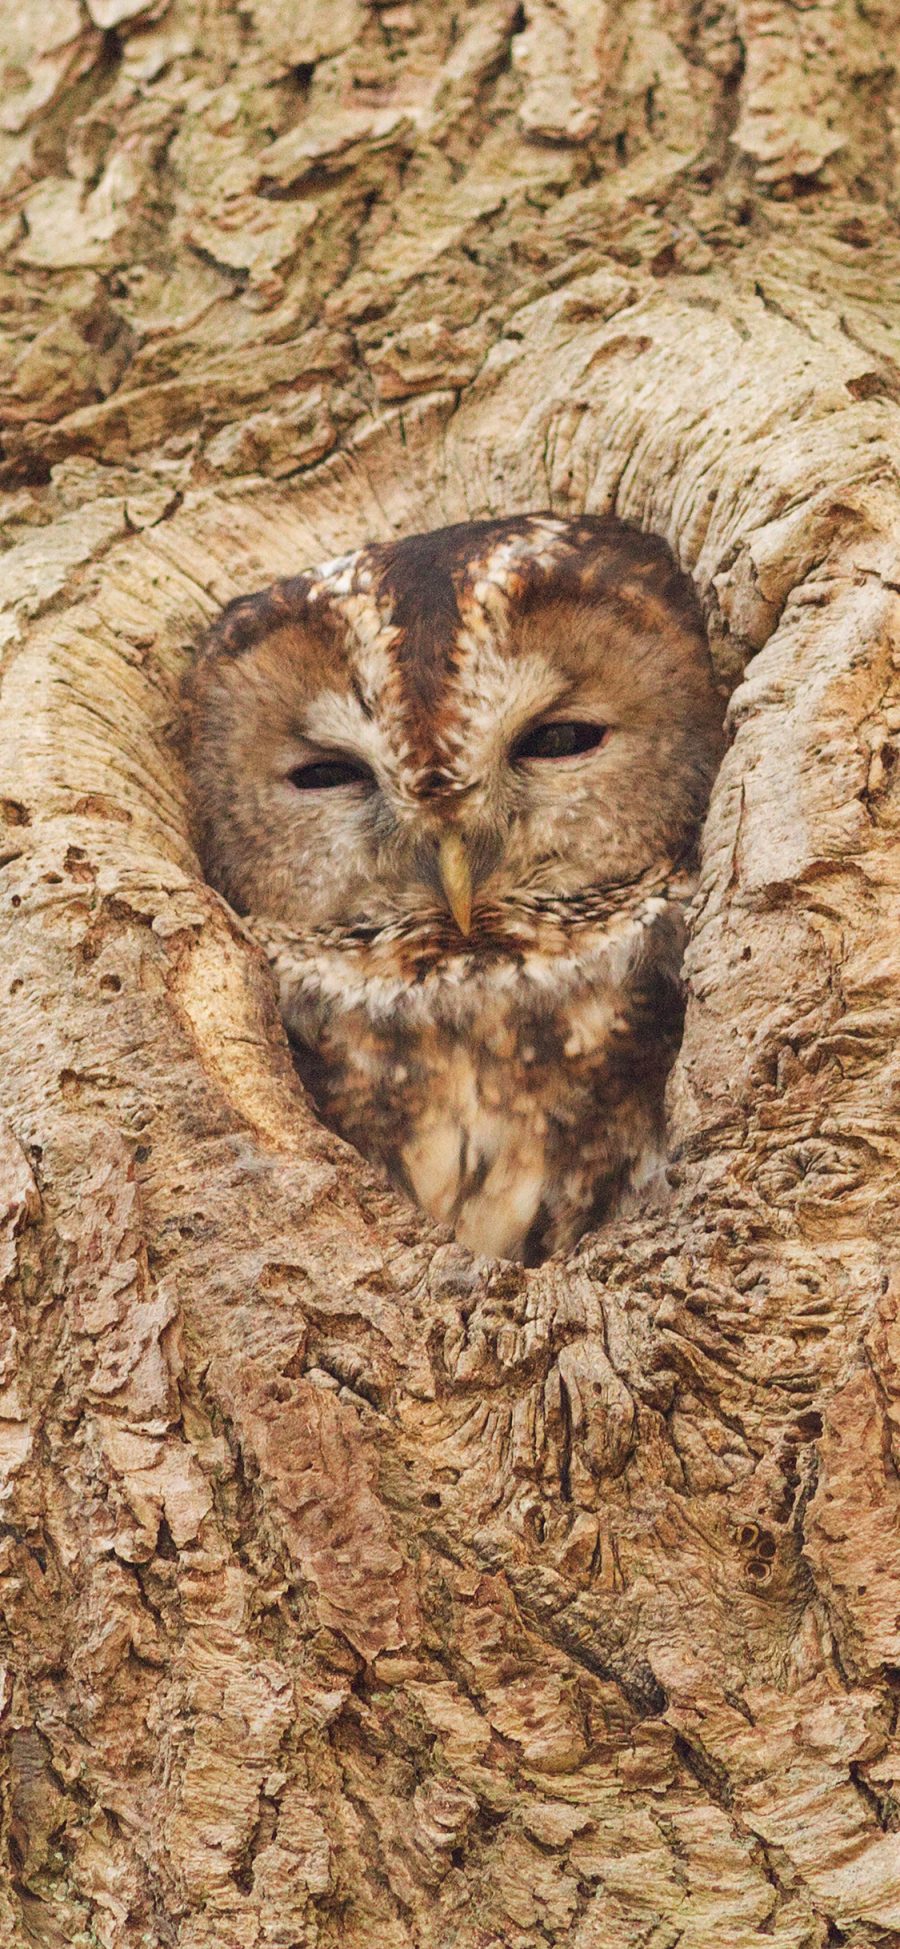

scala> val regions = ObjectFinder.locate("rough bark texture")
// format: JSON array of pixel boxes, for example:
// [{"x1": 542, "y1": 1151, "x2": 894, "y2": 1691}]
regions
[{"x1": 1, "y1": 2, "x2": 899, "y2": 1944}]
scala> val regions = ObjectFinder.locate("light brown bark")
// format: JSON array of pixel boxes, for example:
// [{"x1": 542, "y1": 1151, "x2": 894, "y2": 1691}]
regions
[{"x1": 0, "y1": 1, "x2": 899, "y2": 1944}]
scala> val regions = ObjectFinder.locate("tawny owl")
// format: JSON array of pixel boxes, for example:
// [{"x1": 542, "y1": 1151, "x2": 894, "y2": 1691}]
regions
[{"x1": 184, "y1": 514, "x2": 723, "y2": 1263}]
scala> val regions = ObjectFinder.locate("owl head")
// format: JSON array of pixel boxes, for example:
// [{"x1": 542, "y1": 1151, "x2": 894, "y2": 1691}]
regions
[{"x1": 184, "y1": 515, "x2": 724, "y2": 949}]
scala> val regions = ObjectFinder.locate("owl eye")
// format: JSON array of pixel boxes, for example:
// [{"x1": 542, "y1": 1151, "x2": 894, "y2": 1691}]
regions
[
  {"x1": 288, "y1": 757, "x2": 374, "y2": 791},
  {"x1": 511, "y1": 720, "x2": 608, "y2": 762}
]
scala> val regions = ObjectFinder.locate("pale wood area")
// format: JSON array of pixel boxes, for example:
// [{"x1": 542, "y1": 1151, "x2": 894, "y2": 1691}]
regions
[{"x1": 0, "y1": 2, "x2": 899, "y2": 1944}]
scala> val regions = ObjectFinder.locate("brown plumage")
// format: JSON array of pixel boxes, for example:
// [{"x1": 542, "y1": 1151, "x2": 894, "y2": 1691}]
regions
[{"x1": 184, "y1": 514, "x2": 724, "y2": 1262}]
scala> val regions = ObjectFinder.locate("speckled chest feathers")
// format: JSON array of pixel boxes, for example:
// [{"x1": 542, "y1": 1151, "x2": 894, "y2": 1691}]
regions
[{"x1": 185, "y1": 513, "x2": 724, "y2": 1263}]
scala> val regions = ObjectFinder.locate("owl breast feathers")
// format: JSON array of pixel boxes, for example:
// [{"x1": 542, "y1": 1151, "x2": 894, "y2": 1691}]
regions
[{"x1": 185, "y1": 513, "x2": 724, "y2": 1263}]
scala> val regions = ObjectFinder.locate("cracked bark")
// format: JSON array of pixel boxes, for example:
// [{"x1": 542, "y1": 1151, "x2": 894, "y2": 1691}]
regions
[{"x1": 0, "y1": 0, "x2": 899, "y2": 1945}]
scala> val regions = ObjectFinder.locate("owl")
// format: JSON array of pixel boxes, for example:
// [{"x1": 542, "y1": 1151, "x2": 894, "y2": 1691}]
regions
[{"x1": 184, "y1": 514, "x2": 723, "y2": 1264}]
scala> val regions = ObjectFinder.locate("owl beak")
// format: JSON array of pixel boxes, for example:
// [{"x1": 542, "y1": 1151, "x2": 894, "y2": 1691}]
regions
[{"x1": 437, "y1": 830, "x2": 473, "y2": 936}]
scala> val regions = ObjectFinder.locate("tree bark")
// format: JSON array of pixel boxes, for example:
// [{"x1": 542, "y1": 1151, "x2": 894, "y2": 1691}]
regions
[{"x1": 1, "y1": 1, "x2": 899, "y2": 1944}]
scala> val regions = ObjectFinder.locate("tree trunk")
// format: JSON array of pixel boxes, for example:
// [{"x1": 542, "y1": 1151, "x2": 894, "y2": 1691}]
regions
[{"x1": 1, "y1": 2, "x2": 899, "y2": 1943}]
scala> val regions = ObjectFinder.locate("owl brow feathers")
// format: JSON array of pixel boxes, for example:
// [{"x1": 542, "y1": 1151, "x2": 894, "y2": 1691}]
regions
[
  {"x1": 190, "y1": 514, "x2": 708, "y2": 792},
  {"x1": 193, "y1": 512, "x2": 705, "y2": 671}
]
